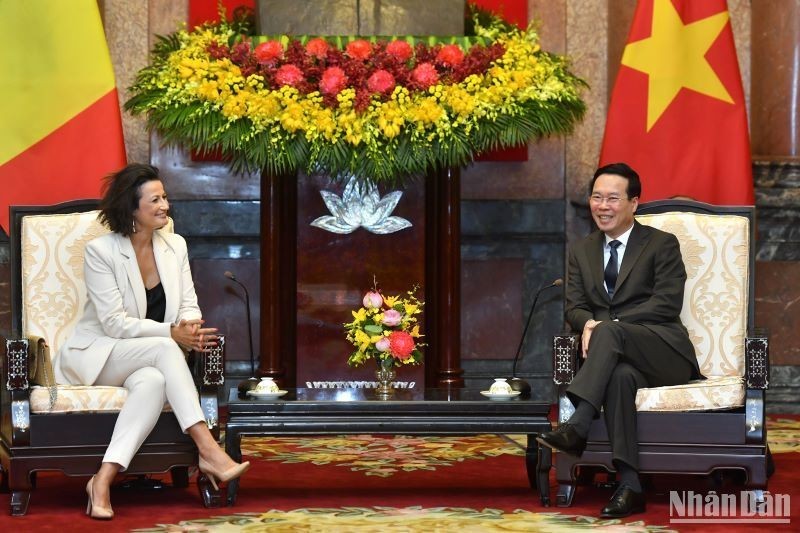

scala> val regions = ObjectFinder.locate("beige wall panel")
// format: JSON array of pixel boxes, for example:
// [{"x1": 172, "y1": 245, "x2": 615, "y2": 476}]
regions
[
  {"x1": 565, "y1": 0, "x2": 607, "y2": 204},
  {"x1": 103, "y1": 0, "x2": 150, "y2": 164}
]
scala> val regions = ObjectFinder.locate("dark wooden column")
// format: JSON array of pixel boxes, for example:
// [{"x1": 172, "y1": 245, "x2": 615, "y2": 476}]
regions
[
  {"x1": 258, "y1": 170, "x2": 296, "y2": 385},
  {"x1": 426, "y1": 167, "x2": 464, "y2": 387}
]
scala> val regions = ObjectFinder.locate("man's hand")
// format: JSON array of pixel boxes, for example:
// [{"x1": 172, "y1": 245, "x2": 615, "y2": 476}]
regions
[
  {"x1": 582, "y1": 319, "x2": 601, "y2": 358},
  {"x1": 170, "y1": 319, "x2": 218, "y2": 352}
]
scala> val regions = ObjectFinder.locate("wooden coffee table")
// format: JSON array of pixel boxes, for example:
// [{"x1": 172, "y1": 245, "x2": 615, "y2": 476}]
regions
[{"x1": 224, "y1": 388, "x2": 553, "y2": 505}]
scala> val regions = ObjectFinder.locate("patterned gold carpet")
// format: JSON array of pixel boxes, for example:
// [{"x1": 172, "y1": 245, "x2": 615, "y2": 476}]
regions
[{"x1": 125, "y1": 416, "x2": 800, "y2": 531}]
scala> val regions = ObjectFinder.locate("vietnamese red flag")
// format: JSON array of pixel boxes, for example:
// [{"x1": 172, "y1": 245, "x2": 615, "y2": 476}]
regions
[
  {"x1": 0, "y1": 0, "x2": 127, "y2": 233},
  {"x1": 599, "y1": 0, "x2": 754, "y2": 205}
]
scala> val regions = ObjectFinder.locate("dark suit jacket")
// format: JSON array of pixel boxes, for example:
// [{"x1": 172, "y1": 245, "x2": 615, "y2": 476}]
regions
[{"x1": 565, "y1": 221, "x2": 702, "y2": 380}]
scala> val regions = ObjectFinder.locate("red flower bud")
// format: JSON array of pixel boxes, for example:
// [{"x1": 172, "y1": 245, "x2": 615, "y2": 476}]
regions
[
  {"x1": 411, "y1": 62, "x2": 439, "y2": 89},
  {"x1": 388, "y1": 330, "x2": 415, "y2": 360},
  {"x1": 436, "y1": 44, "x2": 464, "y2": 67},
  {"x1": 275, "y1": 64, "x2": 305, "y2": 87},
  {"x1": 320, "y1": 66, "x2": 348, "y2": 96},
  {"x1": 386, "y1": 40, "x2": 413, "y2": 62},
  {"x1": 367, "y1": 69, "x2": 396, "y2": 95},
  {"x1": 305, "y1": 38, "x2": 329, "y2": 60},
  {"x1": 346, "y1": 39, "x2": 373, "y2": 60},
  {"x1": 254, "y1": 40, "x2": 283, "y2": 65}
]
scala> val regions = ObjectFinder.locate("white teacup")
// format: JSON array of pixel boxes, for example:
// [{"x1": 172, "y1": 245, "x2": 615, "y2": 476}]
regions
[
  {"x1": 489, "y1": 378, "x2": 512, "y2": 395},
  {"x1": 255, "y1": 377, "x2": 279, "y2": 393}
]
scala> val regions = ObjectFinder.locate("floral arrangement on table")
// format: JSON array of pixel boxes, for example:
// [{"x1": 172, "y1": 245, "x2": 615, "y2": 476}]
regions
[
  {"x1": 344, "y1": 286, "x2": 424, "y2": 369},
  {"x1": 125, "y1": 5, "x2": 586, "y2": 184}
]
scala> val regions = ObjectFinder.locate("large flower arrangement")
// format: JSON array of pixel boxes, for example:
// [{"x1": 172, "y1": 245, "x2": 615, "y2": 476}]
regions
[
  {"x1": 125, "y1": 7, "x2": 586, "y2": 183},
  {"x1": 345, "y1": 288, "x2": 424, "y2": 368}
]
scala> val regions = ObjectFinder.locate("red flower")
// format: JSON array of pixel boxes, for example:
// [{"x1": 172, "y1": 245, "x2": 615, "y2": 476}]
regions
[
  {"x1": 388, "y1": 331, "x2": 415, "y2": 360},
  {"x1": 386, "y1": 40, "x2": 413, "y2": 62},
  {"x1": 275, "y1": 64, "x2": 305, "y2": 87},
  {"x1": 320, "y1": 66, "x2": 348, "y2": 95},
  {"x1": 254, "y1": 40, "x2": 283, "y2": 65},
  {"x1": 305, "y1": 38, "x2": 329, "y2": 60},
  {"x1": 367, "y1": 69, "x2": 396, "y2": 95},
  {"x1": 346, "y1": 39, "x2": 373, "y2": 60},
  {"x1": 411, "y1": 62, "x2": 439, "y2": 89},
  {"x1": 436, "y1": 44, "x2": 464, "y2": 67}
]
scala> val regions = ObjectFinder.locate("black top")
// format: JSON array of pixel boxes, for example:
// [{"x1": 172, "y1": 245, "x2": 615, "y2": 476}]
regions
[{"x1": 145, "y1": 282, "x2": 166, "y2": 323}]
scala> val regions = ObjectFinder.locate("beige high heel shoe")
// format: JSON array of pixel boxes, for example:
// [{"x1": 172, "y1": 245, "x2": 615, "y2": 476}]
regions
[
  {"x1": 85, "y1": 476, "x2": 114, "y2": 520},
  {"x1": 198, "y1": 457, "x2": 250, "y2": 490}
]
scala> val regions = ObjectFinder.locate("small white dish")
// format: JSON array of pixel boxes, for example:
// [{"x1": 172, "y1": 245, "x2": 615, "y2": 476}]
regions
[
  {"x1": 246, "y1": 390, "x2": 288, "y2": 399},
  {"x1": 480, "y1": 390, "x2": 521, "y2": 400}
]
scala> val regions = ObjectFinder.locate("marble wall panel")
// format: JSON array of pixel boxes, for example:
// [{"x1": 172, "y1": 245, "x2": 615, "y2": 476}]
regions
[
  {"x1": 461, "y1": 199, "x2": 564, "y2": 392},
  {"x1": 462, "y1": 259, "x2": 523, "y2": 359},
  {"x1": 258, "y1": 0, "x2": 464, "y2": 36},
  {"x1": 751, "y1": 0, "x2": 799, "y2": 156},
  {"x1": 564, "y1": 0, "x2": 607, "y2": 245},
  {"x1": 0, "y1": 244, "x2": 9, "y2": 335},
  {"x1": 103, "y1": 0, "x2": 150, "y2": 164},
  {"x1": 755, "y1": 261, "x2": 800, "y2": 365}
]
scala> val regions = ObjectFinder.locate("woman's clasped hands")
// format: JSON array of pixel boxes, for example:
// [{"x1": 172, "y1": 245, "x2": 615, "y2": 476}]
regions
[{"x1": 170, "y1": 319, "x2": 218, "y2": 352}]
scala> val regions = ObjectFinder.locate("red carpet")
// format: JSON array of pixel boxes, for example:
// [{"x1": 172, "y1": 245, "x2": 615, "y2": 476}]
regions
[{"x1": 1, "y1": 416, "x2": 797, "y2": 531}]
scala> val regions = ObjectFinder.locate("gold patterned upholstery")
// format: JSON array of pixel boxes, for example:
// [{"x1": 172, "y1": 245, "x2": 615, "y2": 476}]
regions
[
  {"x1": 634, "y1": 212, "x2": 749, "y2": 411},
  {"x1": 21, "y1": 211, "x2": 174, "y2": 413}
]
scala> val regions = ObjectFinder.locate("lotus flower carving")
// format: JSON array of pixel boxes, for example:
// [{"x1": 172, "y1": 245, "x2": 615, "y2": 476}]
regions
[{"x1": 310, "y1": 176, "x2": 412, "y2": 234}]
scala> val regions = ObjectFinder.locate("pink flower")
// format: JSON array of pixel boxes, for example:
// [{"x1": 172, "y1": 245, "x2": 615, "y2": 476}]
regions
[
  {"x1": 320, "y1": 66, "x2": 348, "y2": 95},
  {"x1": 367, "y1": 70, "x2": 396, "y2": 95},
  {"x1": 386, "y1": 40, "x2": 413, "y2": 62},
  {"x1": 275, "y1": 64, "x2": 305, "y2": 87},
  {"x1": 411, "y1": 62, "x2": 439, "y2": 88},
  {"x1": 436, "y1": 44, "x2": 464, "y2": 67},
  {"x1": 362, "y1": 291, "x2": 383, "y2": 309},
  {"x1": 346, "y1": 39, "x2": 373, "y2": 60},
  {"x1": 254, "y1": 40, "x2": 283, "y2": 65},
  {"x1": 376, "y1": 337, "x2": 391, "y2": 352},
  {"x1": 382, "y1": 309, "x2": 402, "y2": 327},
  {"x1": 305, "y1": 37, "x2": 329, "y2": 60},
  {"x1": 389, "y1": 331, "x2": 415, "y2": 360}
]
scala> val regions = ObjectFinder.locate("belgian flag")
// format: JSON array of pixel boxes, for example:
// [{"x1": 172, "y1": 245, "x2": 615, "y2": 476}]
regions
[{"x1": 0, "y1": 0, "x2": 127, "y2": 233}]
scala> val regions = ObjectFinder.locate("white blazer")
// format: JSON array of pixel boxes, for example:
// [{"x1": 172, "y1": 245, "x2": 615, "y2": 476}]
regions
[{"x1": 54, "y1": 230, "x2": 202, "y2": 385}]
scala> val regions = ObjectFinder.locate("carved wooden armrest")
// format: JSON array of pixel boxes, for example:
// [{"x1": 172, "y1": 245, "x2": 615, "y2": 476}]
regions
[
  {"x1": 553, "y1": 334, "x2": 580, "y2": 385},
  {"x1": 2, "y1": 336, "x2": 33, "y2": 445},
  {"x1": 3, "y1": 337, "x2": 31, "y2": 392},
  {"x1": 745, "y1": 333, "x2": 769, "y2": 390},
  {"x1": 188, "y1": 334, "x2": 226, "y2": 434}
]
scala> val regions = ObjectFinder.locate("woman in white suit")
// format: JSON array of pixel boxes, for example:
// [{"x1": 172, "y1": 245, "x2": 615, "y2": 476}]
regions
[{"x1": 55, "y1": 163, "x2": 248, "y2": 519}]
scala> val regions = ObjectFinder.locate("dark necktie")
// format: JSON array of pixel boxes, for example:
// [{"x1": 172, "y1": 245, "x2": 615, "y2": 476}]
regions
[{"x1": 604, "y1": 240, "x2": 622, "y2": 298}]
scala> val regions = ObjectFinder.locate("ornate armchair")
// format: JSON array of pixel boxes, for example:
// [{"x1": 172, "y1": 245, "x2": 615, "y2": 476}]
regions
[
  {"x1": 552, "y1": 199, "x2": 769, "y2": 506},
  {"x1": 0, "y1": 200, "x2": 226, "y2": 515}
]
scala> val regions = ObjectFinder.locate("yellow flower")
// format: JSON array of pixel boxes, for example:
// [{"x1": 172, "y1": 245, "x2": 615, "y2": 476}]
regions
[
  {"x1": 351, "y1": 308, "x2": 367, "y2": 322},
  {"x1": 410, "y1": 325, "x2": 421, "y2": 338},
  {"x1": 404, "y1": 303, "x2": 418, "y2": 316},
  {"x1": 384, "y1": 295, "x2": 399, "y2": 308}
]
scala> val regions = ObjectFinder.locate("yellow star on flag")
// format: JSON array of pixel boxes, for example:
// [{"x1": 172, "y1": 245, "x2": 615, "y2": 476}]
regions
[{"x1": 621, "y1": 0, "x2": 733, "y2": 131}]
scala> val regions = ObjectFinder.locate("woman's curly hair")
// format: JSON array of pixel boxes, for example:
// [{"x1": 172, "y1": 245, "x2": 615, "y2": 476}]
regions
[{"x1": 98, "y1": 163, "x2": 161, "y2": 236}]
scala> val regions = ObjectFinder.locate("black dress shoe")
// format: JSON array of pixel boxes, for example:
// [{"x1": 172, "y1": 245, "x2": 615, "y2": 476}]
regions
[
  {"x1": 600, "y1": 485, "x2": 646, "y2": 518},
  {"x1": 535, "y1": 424, "x2": 587, "y2": 456}
]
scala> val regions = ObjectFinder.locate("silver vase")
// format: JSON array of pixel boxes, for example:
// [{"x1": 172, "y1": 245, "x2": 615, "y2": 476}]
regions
[{"x1": 375, "y1": 358, "x2": 396, "y2": 398}]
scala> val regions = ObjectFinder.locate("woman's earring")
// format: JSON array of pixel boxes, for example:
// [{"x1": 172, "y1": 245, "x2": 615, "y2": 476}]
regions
[{"x1": 132, "y1": 220, "x2": 137, "y2": 234}]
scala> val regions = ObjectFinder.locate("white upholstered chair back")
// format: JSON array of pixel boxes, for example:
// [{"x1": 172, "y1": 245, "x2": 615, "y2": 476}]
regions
[
  {"x1": 21, "y1": 211, "x2": 174, "y2": 354},
  {"x1": 635, "y1": 212, "x2": 749, "y2": 378}
]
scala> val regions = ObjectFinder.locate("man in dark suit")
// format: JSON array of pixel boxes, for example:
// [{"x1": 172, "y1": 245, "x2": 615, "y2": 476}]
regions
[{"x1": 537, "y1": 163, "x2": 702, "y2": 518}]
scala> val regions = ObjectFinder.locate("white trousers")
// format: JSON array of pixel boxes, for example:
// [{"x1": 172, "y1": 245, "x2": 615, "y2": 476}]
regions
[{"x1": 93, "y1": 337, "x2": 205, "y2": 470}]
